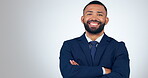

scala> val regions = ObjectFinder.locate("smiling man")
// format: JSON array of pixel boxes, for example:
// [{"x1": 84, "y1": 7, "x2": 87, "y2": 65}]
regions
[{"x1": 60, "y1": 1, "x2": 130, "y2": 78}]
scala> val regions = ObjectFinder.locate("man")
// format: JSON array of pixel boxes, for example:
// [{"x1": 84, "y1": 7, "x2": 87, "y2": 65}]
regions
[{"x1": 60, "y1": 1, "x2": 130, "y2": 78}]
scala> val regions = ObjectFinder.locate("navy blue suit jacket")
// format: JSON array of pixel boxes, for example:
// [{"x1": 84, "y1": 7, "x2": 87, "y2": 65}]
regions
[{"x1": 60, "y1": 33, "x2": 130, "y2": 78}]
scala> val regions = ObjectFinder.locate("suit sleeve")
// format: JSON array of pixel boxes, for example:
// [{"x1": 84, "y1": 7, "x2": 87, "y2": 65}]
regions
[
  {"x1": 100, "y1": 42, "x2": 130, "y2": 78},
  {"x1": 59, "y1": 41, "x2": 103, "y2": 78}
]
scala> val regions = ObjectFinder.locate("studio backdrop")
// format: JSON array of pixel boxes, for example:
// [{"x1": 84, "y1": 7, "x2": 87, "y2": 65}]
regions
[{"x1": 0, "y1": 0, "x2": 148, "y2": 78}]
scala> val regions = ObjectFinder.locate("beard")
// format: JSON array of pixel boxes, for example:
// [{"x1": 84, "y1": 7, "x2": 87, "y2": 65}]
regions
[{"x1": 83, "y1": 20, "x2": 105, "y2": 34}]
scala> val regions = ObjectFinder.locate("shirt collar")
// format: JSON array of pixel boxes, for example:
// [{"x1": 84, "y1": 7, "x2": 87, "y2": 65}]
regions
[{"x1": 85, "y1": 33, "x2": 104, "y2": 43}]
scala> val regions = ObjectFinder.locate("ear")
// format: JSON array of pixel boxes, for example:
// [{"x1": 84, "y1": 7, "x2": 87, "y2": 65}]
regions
[
  {"x1": 81, "y1": 16, "x2": 84, "y2": 23},
  {"x1": 105, "y1": 17, "x2": 109, "y2": 25}
]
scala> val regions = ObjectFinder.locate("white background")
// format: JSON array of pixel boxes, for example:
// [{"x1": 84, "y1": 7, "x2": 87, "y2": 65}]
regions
[{"x1": 0, "y1": 0, "x2": 148, "y2": 78}]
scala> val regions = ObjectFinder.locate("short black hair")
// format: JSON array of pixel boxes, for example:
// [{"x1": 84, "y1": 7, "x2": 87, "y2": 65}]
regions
[{"x1": 83, "y1": 1, "x2": 107, "y2": 15}]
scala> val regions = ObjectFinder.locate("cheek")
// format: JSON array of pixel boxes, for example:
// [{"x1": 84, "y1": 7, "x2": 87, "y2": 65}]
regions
[
  {"x1": 83, "y1": 17, "x2": 89, "y2": 23},
  {"x1": 100, "y1": 18, "x2": 106, "y2": 23}
]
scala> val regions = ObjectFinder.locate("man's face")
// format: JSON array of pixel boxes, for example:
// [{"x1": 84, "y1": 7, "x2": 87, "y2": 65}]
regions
[{"x1": 81, "y1": 4, "x2": 109, "y2": 34}]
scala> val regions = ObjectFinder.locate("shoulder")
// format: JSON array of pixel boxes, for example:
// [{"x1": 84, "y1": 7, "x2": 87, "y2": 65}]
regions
[
  {"x1": 62, "y1": 36, "x2": 81, "y2": 46},
  {"x1": 107, "y1": 35, "x2": 126, "y2": 46},
  {"x1": 105, "y1": 35, "x2": 127, "y2": 51},
  {"x1": 107, "y1": 36, "x2": 128, "y2": 54},
  {"x1": 64, "y1": 36, "x2": 80, "y2": 42}
]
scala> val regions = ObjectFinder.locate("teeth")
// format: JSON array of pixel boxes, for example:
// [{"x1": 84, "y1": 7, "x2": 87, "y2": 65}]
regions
[
  {"x1": 91, "y1": 23, "x2": 97, "y2": 25},
  {"x1": 90, "y1": 22, "x2": 98, "y2": 25}
]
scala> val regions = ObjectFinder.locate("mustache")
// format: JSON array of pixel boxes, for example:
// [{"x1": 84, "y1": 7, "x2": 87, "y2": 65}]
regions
[{"x1": 87, "y1": 20, "x2": 102, "y2": 24}]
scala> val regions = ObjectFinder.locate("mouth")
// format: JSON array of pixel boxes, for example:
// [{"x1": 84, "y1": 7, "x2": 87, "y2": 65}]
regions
[{"x1": 87, "y1": 20, "x2": 100, "y2": 28}]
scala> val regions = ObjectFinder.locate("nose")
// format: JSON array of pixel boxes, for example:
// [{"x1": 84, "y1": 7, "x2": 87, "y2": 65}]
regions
[{"x1": 91, "y1": 14, "x2": 99, "y2": 20}]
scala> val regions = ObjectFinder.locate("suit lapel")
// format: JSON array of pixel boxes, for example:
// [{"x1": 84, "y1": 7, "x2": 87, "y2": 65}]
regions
[
  {"x1": 94, "y1": 34, "x2": 110, "y2": 65},
  {"x1": 77, "y1": 33, "x2": 93, "y2": 66}
]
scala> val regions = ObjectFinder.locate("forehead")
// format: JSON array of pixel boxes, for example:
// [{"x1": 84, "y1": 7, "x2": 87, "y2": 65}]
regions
[{"x1": 84, "y1": 4, "x2": 106, "y2": 13}]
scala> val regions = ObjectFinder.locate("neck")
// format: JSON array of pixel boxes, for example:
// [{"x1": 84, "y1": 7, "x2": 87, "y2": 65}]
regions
[{"x1": 86, "y1": 30, "x2": 104, "y2": 41}]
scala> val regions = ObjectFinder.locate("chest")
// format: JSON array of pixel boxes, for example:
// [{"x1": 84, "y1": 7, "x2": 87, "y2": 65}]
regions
[{"x1": 70, "y1": 44, "x2": 117, "y2": 68}]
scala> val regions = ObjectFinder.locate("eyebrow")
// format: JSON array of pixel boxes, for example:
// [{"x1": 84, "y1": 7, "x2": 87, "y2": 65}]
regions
[
  {"x1": 86, "y1": 11, "x2": 93, "y2": 13},
  {"x1": 97, "y1": 11, "x2": 103, "y2": 13},
  {"x1": 86, "y1": 11, "x2": 104, "y2": 14}
]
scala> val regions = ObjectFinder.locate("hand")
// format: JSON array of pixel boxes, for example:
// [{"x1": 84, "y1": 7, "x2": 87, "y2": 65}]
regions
[
  {"x1": 70, "y1": 60, "x2": 79, "y2": 65},
  {"x1": 104, "y1": 68, "x2": 111, "y2": 74}
]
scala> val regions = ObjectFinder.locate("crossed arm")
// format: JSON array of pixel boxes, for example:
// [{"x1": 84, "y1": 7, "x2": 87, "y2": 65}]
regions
[
  {"x1": 60, "y1": 41, "x2": 130, "y2": 78},
  {"x1": 60, "y1": 42, "x2": 108, "y2": 78},
  {"x1": 70, "y1": 60, "x2": 111, "y2": 74}
]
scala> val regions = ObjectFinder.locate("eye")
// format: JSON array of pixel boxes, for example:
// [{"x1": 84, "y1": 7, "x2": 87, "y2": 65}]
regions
[
  {"x1": 98, "y1": 14, "x2": 103, "y2": 16},
  {"x1": 87, "y1": 14, "x2": 92, "y2": 15}
]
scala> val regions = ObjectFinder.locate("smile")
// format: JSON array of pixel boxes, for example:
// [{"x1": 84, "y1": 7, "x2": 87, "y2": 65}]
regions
[{"x1": 88, "y1": 22, "x2": 100, "y2": 28}]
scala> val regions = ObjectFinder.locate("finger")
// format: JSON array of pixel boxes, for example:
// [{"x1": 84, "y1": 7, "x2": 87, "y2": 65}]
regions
[
  {"x1": 70, "y1": 60, "x2": 79, "y2": 65},
  {"x1": 72, "y1": 61, "x2": 79, "y2": 65},
  {"x1": 73, "y1": 62, "x2": 77, "y2": 65},
  {"x1": 70, "y1": 60, "x2": 74, "y2": 65},
  {"x1": 72, "y1": 60, "x2": 77, "y2": 65},
  {"x1": 72, "y1": 60, "x2": 78, "y2": 65}
]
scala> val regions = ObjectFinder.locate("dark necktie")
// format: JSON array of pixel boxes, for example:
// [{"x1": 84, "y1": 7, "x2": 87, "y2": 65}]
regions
[{"x1": 89, "y1": 41, "x2": 98, "y2": 63}]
